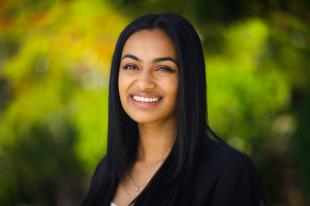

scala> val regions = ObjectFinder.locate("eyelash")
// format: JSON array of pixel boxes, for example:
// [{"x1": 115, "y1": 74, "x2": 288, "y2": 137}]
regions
[
  {"x1": 156, "y1": 66, "x2": 174, "y2": 73},
  {"x1": 123, "y1": 64, "x2": 138, "y2": 70},
  {"x1": 122, "y1": 64, "x2": 174, "y2": 73}
]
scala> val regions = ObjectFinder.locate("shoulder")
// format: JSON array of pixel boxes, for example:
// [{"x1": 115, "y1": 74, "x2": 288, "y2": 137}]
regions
[
  {"x1": 193, "y1": 138, "x2": 261, "y2": 205},
  {"x1": 90, "y1": 156, "x2": 108, "y2": 182},
  {"x1": 198, "y1": 137, "x2": 257, "y2": 175}
]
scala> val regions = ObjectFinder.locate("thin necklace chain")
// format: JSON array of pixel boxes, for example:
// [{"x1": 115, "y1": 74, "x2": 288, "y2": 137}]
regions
[
  {"x1": 122, "y1": 158, "x2": 167, "y2": 195},
  {"x1": 129, "y1": 173, "x2": 150, "y2": 192},
  {"x1": 121, "y1": 175, "x2": 149, "y2": 195},
  {"x1": 121, "y1": 182, "x2": 130, "y2": 195}
]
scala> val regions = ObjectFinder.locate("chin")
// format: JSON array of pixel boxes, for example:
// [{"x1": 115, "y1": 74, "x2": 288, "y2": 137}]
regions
[
  {"x1": 127, "y1": 111, "x2": 176, "y2": 125},
  {"x1": 129, "y1": 115, "x2": 161, "y2": 124}
]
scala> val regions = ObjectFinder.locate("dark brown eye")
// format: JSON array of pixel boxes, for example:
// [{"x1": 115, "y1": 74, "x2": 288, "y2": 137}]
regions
[
  {"x1": 123, "y1": 64, "x2": 138, "y2": 70},
  {"x1": 156, "y1": 66, "x2": 174, "y2": 73}
]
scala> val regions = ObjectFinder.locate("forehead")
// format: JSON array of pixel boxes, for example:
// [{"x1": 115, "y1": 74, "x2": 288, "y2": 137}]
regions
[{"x1": 122, "y1": 29, "x2": 177, "y2": 58}]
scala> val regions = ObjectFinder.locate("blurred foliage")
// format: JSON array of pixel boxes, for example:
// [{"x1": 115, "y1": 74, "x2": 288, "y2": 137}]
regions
[{"x1": 0, "y1": 0, "x2": 309, "y2": 205}]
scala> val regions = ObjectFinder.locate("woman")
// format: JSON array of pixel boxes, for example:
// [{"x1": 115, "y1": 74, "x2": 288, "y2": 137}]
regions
[{"x1": 81, "y1": 13, "x2": 264, "y2": 206}]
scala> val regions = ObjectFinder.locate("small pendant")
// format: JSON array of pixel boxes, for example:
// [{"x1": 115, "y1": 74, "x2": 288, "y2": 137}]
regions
[{"x1": 135, "y1": 186, "x2": 140, "y2": 192}]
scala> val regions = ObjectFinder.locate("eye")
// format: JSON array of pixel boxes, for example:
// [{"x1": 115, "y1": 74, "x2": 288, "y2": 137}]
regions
[
  {"x1": 156, "y1": 66, "x2": 174, "y2": 73},
  {"x1": 123, "y1": 64, "x2": 139, "y2": 70}
]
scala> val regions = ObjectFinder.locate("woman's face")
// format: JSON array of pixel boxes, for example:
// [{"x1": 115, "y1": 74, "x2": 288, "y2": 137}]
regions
[{"x1": 118, "y1": 29, "x2": 179, "y2": 124}]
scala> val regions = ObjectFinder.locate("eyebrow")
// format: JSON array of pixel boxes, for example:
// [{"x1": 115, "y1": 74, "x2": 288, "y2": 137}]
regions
[{"x1": 121, "y1": 54, "x2": 178, "y2": 65}]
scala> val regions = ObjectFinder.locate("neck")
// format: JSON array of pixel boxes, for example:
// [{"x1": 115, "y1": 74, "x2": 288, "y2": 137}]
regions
[{"x1": 137, "y1": 117, "x2": 176, "y2": 164}]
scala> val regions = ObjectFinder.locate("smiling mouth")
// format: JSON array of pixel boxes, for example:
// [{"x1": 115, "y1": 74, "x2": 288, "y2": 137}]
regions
[{"x1": 131, "y1": 95, "x2": 163, "y2": 103}]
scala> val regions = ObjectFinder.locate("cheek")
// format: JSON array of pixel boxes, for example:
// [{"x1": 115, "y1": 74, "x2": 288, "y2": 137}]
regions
[
  {"x1": 164, "y1": 77, "x2": 179, "y2": 98},
  {"x1": 118, "y1": 72, "x2": 133, "y2": 103}
]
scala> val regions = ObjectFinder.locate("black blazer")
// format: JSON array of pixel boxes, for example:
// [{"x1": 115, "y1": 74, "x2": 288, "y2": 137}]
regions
[
  {"x1": 191, "y1": 137, "x2": 262, "y2": 206},
  {"x1": 91, "y1": 137, "x2": 262, "y2": 206}
]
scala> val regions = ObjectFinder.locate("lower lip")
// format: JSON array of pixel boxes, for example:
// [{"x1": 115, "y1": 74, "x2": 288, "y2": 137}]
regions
[{"x1": 130, "y1": 96, "x2": 163, "y2": 109}]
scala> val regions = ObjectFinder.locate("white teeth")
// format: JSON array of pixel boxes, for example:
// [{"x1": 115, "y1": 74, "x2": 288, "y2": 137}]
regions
[{"x1": 133, "y1": 95, "x2": 161, "y2": 103}]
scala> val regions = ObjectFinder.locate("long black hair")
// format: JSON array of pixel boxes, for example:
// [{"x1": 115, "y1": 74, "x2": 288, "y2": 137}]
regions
[{"x1": 82, "y1": 12, "x2": 216, "y2": 206}]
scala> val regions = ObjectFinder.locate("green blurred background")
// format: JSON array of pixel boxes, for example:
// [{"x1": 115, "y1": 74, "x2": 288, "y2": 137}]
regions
[{"x1": 0, "y1": 0, "x2": 309, "y2": 205}]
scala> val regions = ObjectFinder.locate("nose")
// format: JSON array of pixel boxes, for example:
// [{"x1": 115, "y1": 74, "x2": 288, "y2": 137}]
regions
[{"x1": 137, "y1": 70, "x2": 156, "y2": 91}]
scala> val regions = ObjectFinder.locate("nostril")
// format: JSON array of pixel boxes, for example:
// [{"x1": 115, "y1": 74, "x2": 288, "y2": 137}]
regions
[{"x1": 137, "y1": 79, "x2": 156, "y2": 89}]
